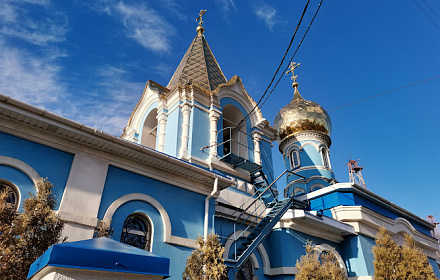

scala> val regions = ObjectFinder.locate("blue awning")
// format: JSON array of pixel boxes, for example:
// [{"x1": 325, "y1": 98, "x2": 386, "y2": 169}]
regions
[{"x1": 27, "y1": 237, "x2": 170, "y2": 279}]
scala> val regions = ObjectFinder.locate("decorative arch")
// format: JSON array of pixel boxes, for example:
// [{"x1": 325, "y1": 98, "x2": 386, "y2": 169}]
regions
[
  {"x1": 216, "y1": 76, "x2": 264, "y2": 128},
  {"x1": 221, "y1": 104, "x2": 248, "y2": 158},
  {"x1": 223, "y1": 230, "x2": 270, "y2": 271},
  {"x1": 140, "y1": 107, "x2": 158, "y2": 148},
  {"x1": 0, "y1": 156, "x2": 42, "y2": 185},
  {"x1": 314, "y1": 244, "x2": 348, "y2": 276},
  {"x1": 103, "y1": 193, "x2": 173, "y2": 245}
]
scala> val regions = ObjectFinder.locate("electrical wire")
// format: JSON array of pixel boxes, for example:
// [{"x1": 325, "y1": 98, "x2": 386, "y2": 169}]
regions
[
  {"x1": 411, "y1": 0, "x2": 440, "y2": 32},
  {"x1": 233, "y1": 0, "x2": 312, "y2": 130},
  {"x1": 260, "y1": 0, "x2": 324, "y2": 109},
  {"x1": 327, "y1": 75, "x2": 440, "y2": 111},
  {"x1": 420, "y1": 0, "x2": 440, "y2": 20}
]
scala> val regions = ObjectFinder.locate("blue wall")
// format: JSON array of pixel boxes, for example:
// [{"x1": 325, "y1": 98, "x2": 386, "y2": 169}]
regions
[
  {"x1": 0, "y1": 132, "x2": 73, "y2": 209},
  {"x1": 189, "y1": 106, "x2": 210, "y2": 160},
  {"x1": 341, "y1": 234, "x2": 375, "y2": 277},
  {"x1": 98, "y1": 165, "x2": 207, "y2": 239},
  {"x1": 98, "y1": 165, "x2": 215, "y2": 280},
  {"x1": 163, "y1": 106, "x2": 181, "y2": 157}
]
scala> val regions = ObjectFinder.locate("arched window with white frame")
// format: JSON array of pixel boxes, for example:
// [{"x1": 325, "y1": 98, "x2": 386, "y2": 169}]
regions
[
  {"x1": 290, "y1": 148, "x2": 301, "y2": 170},
  {"x1": 120, "y1": 213, "x2": 152, "y2": 251}
]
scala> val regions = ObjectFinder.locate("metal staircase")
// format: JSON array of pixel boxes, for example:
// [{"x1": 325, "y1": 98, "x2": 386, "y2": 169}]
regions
[{"x1": 217, "y1": 127, "x2": 307, "y2": 270}]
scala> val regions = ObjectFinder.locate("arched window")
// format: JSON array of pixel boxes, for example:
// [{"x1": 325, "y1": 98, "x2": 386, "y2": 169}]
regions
[
  {"x1": 294, "y1": 186, "x2": 305, "y2": 196},
  {"x1": 120, "y1": 214, "x2": 152, "y2": 251},
  {"x1": 236, "y1": 258, "x2": 254, "y2": 280},
  {"x1": 141, "y1": 109, "x2": 158, "y2": 149},
  {"x1": 310, "y1": 183, "x2": 325, "y2": 192},
  {"x1": 0, "y1": 181, "x2": 18, "y2": 209},
  {"x1": 321, "y1": 147, "x2": 330, "y2": 169},
  {"x1": 290, "y1": 149, "x2": 301, "y2": 169},
  {"x1": 222, "y1": 105, "x2": 247, "y2": 159}
]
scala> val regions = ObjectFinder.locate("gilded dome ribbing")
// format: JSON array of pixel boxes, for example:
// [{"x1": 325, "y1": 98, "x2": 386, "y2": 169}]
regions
[{"x1": 274, "y1": 87, "x2": 332, "y2": 142}]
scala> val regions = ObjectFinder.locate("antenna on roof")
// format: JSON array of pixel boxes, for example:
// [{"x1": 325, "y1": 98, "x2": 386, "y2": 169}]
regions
[{"x1": 346, "y1": 155, "x2": 367, "y2": 189}]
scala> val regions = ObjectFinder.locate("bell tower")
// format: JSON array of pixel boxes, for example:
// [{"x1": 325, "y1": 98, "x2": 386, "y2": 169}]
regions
[{"x1": 273, "y1": 63, "x2": 336, "y2": 197}]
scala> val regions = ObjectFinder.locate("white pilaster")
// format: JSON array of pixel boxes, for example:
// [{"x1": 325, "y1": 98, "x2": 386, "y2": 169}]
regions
[
  {"x1": 58, "y1": 152, "x2": 109, "y2": 241},
  {"x1": 208, "y1": 110, "x2": 221, "y2": 159},
  {"x1": 179, "y1": 103, "x2": 192, "y2": 159},
  {"x1": 156, "y1": 113, "x2": 167, "y2": 152},
  {"x1": 252, "y1": 131, "x2": 262, "y2": 165}
]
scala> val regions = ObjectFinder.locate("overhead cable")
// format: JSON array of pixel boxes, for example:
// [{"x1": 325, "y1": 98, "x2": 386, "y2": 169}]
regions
[
  {"x1": 328, "y1": 75, "x2": 440, "y2": 111},
  {"x1": 260, "y1": 0, "x2": 324, "y2": 109},
  {"x1": 411, "y1": 0, "x2": 440, "y2": 32},
  {"x1": 233, "y1": 0, "x2": 312, "y2": 130}
]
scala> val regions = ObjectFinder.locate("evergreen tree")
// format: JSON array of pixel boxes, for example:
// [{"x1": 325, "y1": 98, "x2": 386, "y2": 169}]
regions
[
  {"x1": 183, "y1": 234, "x2": 227, "y2": 280},
  {"x1": 295, "y1": 241, "x2": 347, "y2": 280},
  {"x1": 372, "y1": 227, "x2": 401, "y2": 280},
  {"x1": 0, "y1": 179, "x2": 65, "y2": 280},
  {"x1": 372, "y1": 226, "x2": 438, "y2": 280},
  {"x1": 397, "y1": 233, "x2": 437, "y2": 280}
]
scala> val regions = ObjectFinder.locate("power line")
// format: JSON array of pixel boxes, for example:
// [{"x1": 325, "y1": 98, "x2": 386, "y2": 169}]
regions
[
  {"x1": 328, "y1": 75, "x2": 440, "y2": 111},
  {"x1": 421, "y1": 0, "x2": 440, "y2": 20},
  {"x1": 411, "y1": 0, "x2": 440, "y2": 32},
  {"x1": 260, "y1": 0, "x2": 324, "y2": 109},
  {"x1": 234, "y1": 0, "x2": 312, "y2": 130}
]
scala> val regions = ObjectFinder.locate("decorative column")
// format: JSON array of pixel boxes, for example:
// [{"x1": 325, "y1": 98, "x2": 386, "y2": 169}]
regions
[
  {"x1": 179, "y1": 103, "x2": 192, "y2": 159},
  {"x1": 208, "y1": 110, "x2": 221, "y2": 159},
  {"x1": 156, "y1": 113, "x2": 167, "y2": 152},
  {"x1": 252, "y1": 131, "x2": 262, "y2": 165}
]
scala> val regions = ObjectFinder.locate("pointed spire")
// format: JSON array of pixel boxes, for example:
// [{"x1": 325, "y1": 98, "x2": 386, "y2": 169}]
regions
[{"x1": 167, "y1": 10, "x2": 227, "y2": 92}]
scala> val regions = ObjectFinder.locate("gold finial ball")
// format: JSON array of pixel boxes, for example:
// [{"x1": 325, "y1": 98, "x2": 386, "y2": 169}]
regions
[
  {"x1": 273, "y1": 90, "x2": 332, "y2": 142},
  {"x1": 196, "y1": 25, "x2": 205, "y2": 35}
]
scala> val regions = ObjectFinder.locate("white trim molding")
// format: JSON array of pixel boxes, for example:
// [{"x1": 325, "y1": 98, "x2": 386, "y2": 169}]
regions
[
  {"x1": 331, "y1": 205, "x2": 439, "y2": 259},
  {"x1": 103, "y1": 193, "x2": 198, "y2": 249},
  {"x1": 0, "y1": 156, "x2": 42, "y2": 185}
]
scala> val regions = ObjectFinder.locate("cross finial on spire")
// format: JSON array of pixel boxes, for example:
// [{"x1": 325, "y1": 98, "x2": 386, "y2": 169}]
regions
[
  {"x1": 196, "y1": 10, "x2": 207, "y2": 35},
  {"x1": 286, "y1": 62, "x2": 300, "y2": 88},
  {"x1": 196, "y1": 10, "x2": 207, "y2": 26}
]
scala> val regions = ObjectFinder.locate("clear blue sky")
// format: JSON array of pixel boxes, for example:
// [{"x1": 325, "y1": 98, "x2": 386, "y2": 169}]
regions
[{"x1": 0, "y1": 1, "x2": 439, "y2": 221}]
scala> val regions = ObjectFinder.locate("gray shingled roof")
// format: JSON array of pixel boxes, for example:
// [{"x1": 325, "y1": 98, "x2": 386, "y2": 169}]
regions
[{"x1": 167, "y1": 34, "x2": 227, "y2": 91}]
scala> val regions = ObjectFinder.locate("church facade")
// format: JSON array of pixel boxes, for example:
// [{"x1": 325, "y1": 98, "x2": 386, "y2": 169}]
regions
[{"x1": 1, "y1": 19, "x2": 439, "y2": 280}]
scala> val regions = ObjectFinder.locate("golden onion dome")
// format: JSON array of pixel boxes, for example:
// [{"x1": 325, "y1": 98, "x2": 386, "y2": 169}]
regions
[{"x1": 274, "y1": 87, "x2": 332, "y2": 142}]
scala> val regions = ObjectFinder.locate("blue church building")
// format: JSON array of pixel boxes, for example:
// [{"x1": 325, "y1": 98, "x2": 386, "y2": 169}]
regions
[{"x1": 1, "y1": 19, "x2": 439, "y2": 280}]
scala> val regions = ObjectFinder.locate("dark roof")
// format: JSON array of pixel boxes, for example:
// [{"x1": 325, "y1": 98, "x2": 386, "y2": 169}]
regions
[
  {"x1": 167, "y1": 34, "x2": 227, "y2": 91},
  {"x1": 27, "y1": 238, "x2": 170, "y2": 279}
]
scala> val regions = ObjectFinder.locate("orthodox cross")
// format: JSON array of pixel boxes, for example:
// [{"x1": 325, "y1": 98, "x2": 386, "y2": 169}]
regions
[
  {"x1": 286, "y1": 62, "x2": 301, "y2": 85},
  {"x1": 196, "y1": 10, "x2": 207, "y2": 26}
]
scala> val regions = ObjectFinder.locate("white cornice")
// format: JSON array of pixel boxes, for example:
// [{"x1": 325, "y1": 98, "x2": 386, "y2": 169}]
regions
[
  {"x1": 276, "y1": 209, "x2": 356, "y2": 243},
  {"x1": 297, "y1": 182, "x2": 435, "y2": 230},
  {"x1": 331, "y1": 205, "x2": 439, "y2": 259},
  {"x1": 0, "y1": 94, "x2": 234, "y2": 195}
]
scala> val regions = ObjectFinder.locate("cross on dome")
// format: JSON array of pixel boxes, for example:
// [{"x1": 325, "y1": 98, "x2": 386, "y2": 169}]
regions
[{"x1": 286, "y1": 62, "x2": 300, "y2": 88}]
